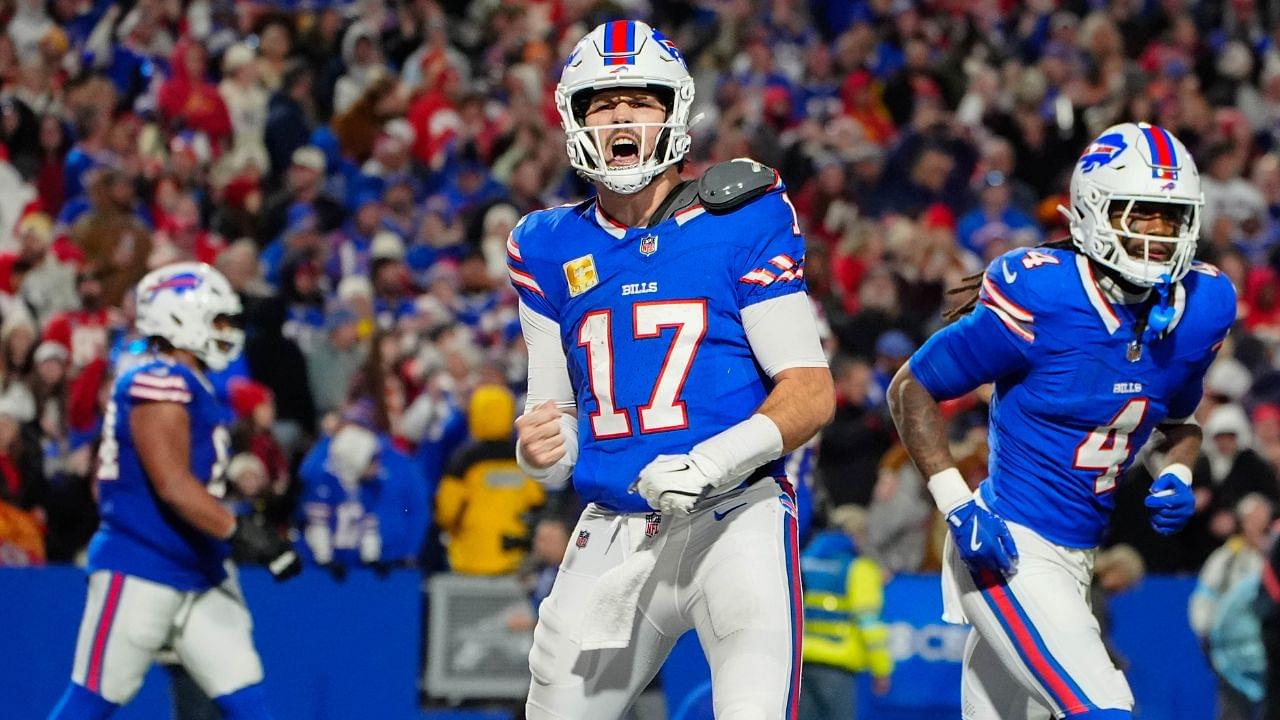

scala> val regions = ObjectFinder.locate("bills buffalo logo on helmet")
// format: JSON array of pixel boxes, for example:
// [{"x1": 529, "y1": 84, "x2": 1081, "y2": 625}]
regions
[
  {"x1": 143, "y1": 272, "x2": 203, "y2": 302},
  {"x1": 1078, "y1": 133, "x2": 1128, "y2": 173},
  {"x1": 652, "y1": 28, "x2": 685, "y2": 66}
]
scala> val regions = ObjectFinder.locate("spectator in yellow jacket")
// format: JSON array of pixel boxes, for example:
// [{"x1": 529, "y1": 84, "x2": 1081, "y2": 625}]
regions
[
  {"x1": 436, "y1": 384, "x2": 544, "y2": 575},
  {"x1": 799, "y1": 505, "x2": 892, "y2": 720}
]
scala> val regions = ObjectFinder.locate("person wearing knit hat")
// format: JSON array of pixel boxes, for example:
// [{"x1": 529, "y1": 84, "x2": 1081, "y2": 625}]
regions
[
  {"x1": 436, "y1": 384, "x2": 546, "y2": 575},
  {"x1": 228, "y1": 378, "x2": 272, "y2": 422},
  {"x1": 226, "y1": 377, "x2": 287, "y2": 495}
]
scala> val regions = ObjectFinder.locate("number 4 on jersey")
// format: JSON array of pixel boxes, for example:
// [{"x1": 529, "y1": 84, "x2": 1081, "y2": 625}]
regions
[
  {"x1": 578, "y1": 299, "x2": 707, "y2": 439},
  {"x1": 1073, "y1": 399, "x2": 1148, "y2": 494}
]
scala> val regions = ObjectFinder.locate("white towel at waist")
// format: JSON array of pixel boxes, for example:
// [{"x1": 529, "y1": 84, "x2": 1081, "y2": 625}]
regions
[{"x1": 577, "y1": 544, "x2": 659, "y2": 651}]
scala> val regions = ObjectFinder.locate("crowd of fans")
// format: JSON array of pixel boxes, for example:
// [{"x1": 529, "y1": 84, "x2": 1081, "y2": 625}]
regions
[{"x1": 4, "y1": 0, "x2": 1280, "y2": 700}]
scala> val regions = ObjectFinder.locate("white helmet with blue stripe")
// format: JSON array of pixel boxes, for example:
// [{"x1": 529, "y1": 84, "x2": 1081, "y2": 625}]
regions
[
  {"x1": 1060, "y1": 122, "x2": 1203, "y2": 287},
  {"x1": 555, "y1": 20, "x2": 695, "y2": 194}
]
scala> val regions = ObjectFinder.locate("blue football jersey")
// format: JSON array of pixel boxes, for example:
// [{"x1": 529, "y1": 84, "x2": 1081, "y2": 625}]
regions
[
  {"x1": 87, "y1": 357, "x2": 233, "y2": 590},
  {"x1": 911, "y1": 246, "x2": 1235, "y2": 548},
  {"x1": 508, "y1": 163, "x2": 807, "y2": 512},
  {"x1": 297, "y1": 435, "x2": 431, "y2": 565}
]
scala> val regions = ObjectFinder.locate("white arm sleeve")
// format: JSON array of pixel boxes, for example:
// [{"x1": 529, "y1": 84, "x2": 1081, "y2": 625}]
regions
[
  {"x1": 517, "y1": 301, "x2": 577, "y2": 489},
  {"x1": 741, "y1": 293, "x2": 829, "y2": 378},
  {"x1": 519, "y1": 301, "x2": 576, "y2": 413}
]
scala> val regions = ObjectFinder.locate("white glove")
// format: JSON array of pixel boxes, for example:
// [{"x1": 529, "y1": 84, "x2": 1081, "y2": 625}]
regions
[
  {"x1": 636, "y1": 452, "x2": 726, "y2": 515},
  {"x1": 634, "y1": 414, "x2": 785, "y2": 515},
  {"x1": 359, "y1": 517, "x2": 382, "y2": 563}
]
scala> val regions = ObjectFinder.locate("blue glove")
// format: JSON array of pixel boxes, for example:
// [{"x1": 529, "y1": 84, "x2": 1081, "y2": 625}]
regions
[
  {"x1": 947, "y1": 500, "x2": 1019, "y2": 574},
  {"x1": 1145, "y1": 471, "x2": 1195, "y2": 535}
]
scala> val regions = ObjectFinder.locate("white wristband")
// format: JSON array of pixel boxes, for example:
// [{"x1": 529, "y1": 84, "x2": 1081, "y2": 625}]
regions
[
  {"x1": 690, "y1": 413, "x2": 784, "y2": 487},
  {"x1": 516, "y1": 413, "x2": 578, "y2": 490},
  {"x1": 1159, "y1": 462, "x2": 1193, "y2": 487},
  {"x1": 927, "y1": 467, "x2": 973, "y2": 516}
]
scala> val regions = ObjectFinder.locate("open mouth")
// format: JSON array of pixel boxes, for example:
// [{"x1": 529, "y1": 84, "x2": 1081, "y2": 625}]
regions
[
  {"x1": 1145, "y1": 243, "x2": 1173, "y2": 263},
  {"x1": 607, "y1": 134, "x2": 641, "y2": 167}
]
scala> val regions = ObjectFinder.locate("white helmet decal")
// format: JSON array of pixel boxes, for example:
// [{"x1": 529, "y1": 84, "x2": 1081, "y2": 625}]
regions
[
  {"x1": 1059, "y1": 122, "x2": 1203, "y2": 287},
  {"x1": 135, "y1": 262, "x2": 244, "y2": 371},
  {"x1": 555, "y1": 21, "x2": 695, "y2": 195}
]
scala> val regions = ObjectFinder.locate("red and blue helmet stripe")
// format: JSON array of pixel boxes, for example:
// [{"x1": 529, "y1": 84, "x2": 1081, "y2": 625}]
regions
[
  {"x1": 1141, "y1": 124, "x2": 1180, "y2": 180},
  {"x1": 602, "y1": 20, "x2": 638, "y2": 65}
]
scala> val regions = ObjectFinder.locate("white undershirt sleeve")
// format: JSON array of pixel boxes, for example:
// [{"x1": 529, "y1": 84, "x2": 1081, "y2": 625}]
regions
[
  {"x1": 741, "y1": 293, "x2": 829, "y2": 378},
  {"x1": 517, "y1": 300, "x2": 577, "y2": 489},
  {"x1": 519, "y1": 300, "x2": 576, "y2": 413}
]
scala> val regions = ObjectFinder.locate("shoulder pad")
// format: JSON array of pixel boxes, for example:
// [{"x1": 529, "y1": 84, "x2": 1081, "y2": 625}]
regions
[
  {"x1": 648, "y1": 181, "x2": 701, "y2": 225},
  {"x1": 697, "y1": 159, "x2": 779, "y2": 213}
]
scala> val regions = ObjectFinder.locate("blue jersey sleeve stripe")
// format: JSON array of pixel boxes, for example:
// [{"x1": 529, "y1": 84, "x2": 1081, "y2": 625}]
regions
[
  {"x1": 980, "y1": 274, "x2": 1034, "y2": 322},
  {"x1": 506, "y1": 232, "x2": 522, "y2": 263},
  {"x1": 128, "y1": 386, "x2": 193, "y2": 403},
  {"x1": 508, "y1": 265, "x2": 544, "y2": 295},
  {"x1": 740, "y1": 254, "x2": 804, "y2": 287},
  {"x1": 133, "y1": 373, "x2": 188, "y2": 390},
  {"x1": 911, "y1": 305, "x2": 1032, "y2": 400},
  {"x1": 979, "y1": 299, "x2": 1035, "y2": 343},
  {"x1": 129, "y1": 373, "x2": 192, "y2": 403}
]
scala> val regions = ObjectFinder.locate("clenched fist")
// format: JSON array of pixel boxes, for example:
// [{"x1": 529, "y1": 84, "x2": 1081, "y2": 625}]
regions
[{"x1": 515, "y1": 400, "x2": 567, "y2": 469}]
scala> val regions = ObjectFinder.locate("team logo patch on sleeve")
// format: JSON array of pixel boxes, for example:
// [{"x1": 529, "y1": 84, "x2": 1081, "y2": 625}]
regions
[{"x1": 564, "y1": 254, "x2": 600, "y2": 297}]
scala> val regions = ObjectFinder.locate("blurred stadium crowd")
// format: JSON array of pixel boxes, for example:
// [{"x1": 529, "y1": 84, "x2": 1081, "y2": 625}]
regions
[{"x1": 5, "y1": 0, "x2": 1280, "y2": 706}]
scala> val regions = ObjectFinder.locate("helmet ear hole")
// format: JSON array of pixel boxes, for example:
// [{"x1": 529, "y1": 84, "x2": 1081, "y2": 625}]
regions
[{"x1": 571, "y1": 91, "x2": 592, "y2": 124}]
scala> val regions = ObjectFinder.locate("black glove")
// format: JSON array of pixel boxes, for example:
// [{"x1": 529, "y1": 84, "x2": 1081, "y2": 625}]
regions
[
  {"x1": 320, "y1": 561, "x2": 348, "y2": 582},
  {"x1": 229, "y1": 517, "x2": 302, "y2": 582}
]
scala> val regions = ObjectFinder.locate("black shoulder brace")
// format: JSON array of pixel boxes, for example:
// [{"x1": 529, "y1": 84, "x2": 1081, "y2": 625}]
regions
[{"x1": 697, "y1": 159, "x2": 778, "y2": 214}]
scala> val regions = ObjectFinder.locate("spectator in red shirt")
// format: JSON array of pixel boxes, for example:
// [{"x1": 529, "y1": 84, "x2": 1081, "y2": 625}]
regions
[
  {"x1": 157, "y1": 36, "x2": 232, "y2": 149},
  {"x1": 42, "y1": 266, "x2": 113, "y2": 436}
]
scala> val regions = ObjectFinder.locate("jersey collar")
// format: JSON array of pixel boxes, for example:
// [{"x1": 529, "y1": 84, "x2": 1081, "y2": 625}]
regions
[
  {"x1": 591, "y1": 200, "x2": 628, "y2": 240},
  {"x1": 1076, "y1": 254, "x2": 1187, "y2": 337},
  {"x1": 1077, "y1": 255, "x2": 1122, "y2": 334}
]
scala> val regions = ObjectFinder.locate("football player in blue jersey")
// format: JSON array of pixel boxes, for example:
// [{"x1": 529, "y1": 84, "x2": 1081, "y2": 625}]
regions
[
  {"x1": 509, "y1": 20, "x2": 835, "y2": 720},
  {"x1": 888, "y1": 122, "x2": 1235, "y2": 719},
  {"x1": 49, "y1": 263, "x2": 301, "y2": 720}
]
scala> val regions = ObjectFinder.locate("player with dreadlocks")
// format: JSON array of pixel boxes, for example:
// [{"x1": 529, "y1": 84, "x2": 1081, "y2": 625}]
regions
[{"x1": 888, "y1": 122, "x2": 1234, "y2": 719}]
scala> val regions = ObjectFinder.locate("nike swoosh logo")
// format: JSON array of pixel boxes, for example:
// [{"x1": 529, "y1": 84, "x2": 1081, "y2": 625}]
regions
[
  {"x1": 713, "y1": 503, "x2": 748, "y2": 521},
  {"x1": 970, "y1": 521, "x2": 983, "y2": 552},
  {"x1": 1002, "y1": 261, "x2": 1017, "y2": 284}
]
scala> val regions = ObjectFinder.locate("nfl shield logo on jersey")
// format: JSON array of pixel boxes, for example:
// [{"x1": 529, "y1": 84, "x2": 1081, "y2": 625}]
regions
[
  {"x1": 576, "y1": 530, "x2": 591, "y2": 549},
  {"x1": 564, "y1": 254, "x2": 600, "y2": 297},
  {"x1": 638, "y1": 234, "x2": 658, "y2": 256},
  {"x1": 644, "y1": 512, "x2": 662, "y2": 537}
]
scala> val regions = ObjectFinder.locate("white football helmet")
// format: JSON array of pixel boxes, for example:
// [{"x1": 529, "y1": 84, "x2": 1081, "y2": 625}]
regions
[
  {"x1": 1059, "y1": 122, "x2": 1203, "y2": 287},
  {"x1": 135, "y1": 262, "x2": 244, "y2": 371},
  {"x1": 555, "y1": 20, "x2": 695, "y2": 194}
]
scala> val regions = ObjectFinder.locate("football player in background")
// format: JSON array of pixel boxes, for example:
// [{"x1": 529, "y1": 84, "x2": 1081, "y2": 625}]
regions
[
  {"x1": 888, "y1": 123, "x2": 1234, "y2": 719},
  {"x1": 49, "y1": 263, "x2": 300, "y2": 720},
  {"x1": 510, "y1": 20, "x2": 834, "y2": 720}
]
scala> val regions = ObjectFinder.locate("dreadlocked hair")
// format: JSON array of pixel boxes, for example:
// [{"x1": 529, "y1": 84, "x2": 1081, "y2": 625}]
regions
[{"x1": 943, "y1": 238, "x2": 1077, "y2": 321}]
